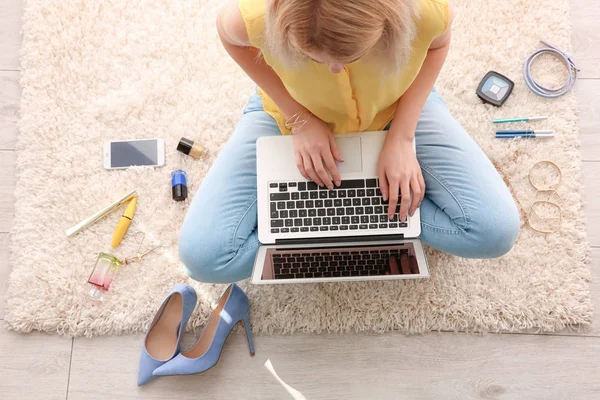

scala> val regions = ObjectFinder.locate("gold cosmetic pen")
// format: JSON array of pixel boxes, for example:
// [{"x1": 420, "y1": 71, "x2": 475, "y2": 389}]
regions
[{"x1": 66, "y1": 190, "x2": 137, "y2": 237}]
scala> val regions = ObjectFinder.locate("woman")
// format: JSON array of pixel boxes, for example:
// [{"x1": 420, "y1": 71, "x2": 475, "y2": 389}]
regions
[{"x1": 179, "y1": 0, "x2": 520, "y2": 283}]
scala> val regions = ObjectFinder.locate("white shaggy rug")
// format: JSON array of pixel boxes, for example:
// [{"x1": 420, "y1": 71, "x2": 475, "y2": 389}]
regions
[{"x1": 5, "y1": 0, "x2": 591, "y2": 337}]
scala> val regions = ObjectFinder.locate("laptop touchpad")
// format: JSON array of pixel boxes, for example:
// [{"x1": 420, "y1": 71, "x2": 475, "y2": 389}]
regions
[{"x1": 335, "y1": 137, "x2": 362, "y2": 174}]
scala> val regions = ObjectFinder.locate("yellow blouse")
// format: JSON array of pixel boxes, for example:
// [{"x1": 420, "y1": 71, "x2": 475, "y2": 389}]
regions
[{"x1": 239, "y1": 0, "x2": 449, "y2": 134}]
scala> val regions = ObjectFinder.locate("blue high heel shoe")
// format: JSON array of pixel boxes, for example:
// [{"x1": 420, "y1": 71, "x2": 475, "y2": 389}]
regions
[
  {"x1": 152, "y1": 283, "x2": 254, "y2": 377},
  {"x1": 137, "y1": 283, "x2": 197, "y2": 386}
]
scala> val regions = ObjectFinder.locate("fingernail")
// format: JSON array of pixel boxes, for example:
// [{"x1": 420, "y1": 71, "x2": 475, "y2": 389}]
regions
[
  {"x1": 401, "y1": 215, "x2": 407, "y2": 222},
  {"x1": 383, "y1": 194, "x2": 388, "y2": 201},
  {"x1": 389, "y1": 215, "x2": 393, "y2": 221},
  {"x1": 335, "y1": 181, "x2": 341, "y2": 187}
]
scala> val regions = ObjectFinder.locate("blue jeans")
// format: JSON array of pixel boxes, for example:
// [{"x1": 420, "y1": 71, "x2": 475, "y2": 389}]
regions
[{"x1": 179, "y1": 90, "x2": 520, "y2": 283}]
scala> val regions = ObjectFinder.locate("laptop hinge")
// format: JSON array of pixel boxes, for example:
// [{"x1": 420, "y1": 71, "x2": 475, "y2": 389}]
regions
[{"x1": 275, "y1": 234, "x2": 404, "y2": 245}]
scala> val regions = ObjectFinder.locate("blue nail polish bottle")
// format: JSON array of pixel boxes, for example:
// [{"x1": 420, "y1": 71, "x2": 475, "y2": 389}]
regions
[{"x1": 171, "y1": 170, "x2": 188, "y2": 201}]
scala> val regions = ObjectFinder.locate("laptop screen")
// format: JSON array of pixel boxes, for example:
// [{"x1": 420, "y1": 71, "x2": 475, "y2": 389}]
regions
[{"x1": 259, "y1": 242, "x2": 422, "y2": 281}]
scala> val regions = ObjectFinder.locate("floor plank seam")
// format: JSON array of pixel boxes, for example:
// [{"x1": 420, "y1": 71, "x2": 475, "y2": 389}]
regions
[{"x1": 65, "y1": 338, "x2": 74, "y2": 400}]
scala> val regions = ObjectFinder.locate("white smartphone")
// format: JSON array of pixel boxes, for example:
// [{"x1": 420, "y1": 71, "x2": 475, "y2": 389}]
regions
[{"x1": 103, "y1": 138, "x2": 165, "y2": 170}]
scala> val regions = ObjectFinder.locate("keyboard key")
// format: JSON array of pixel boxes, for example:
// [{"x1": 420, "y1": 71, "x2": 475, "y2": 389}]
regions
[
  {"x1": 359, "y1": 224, "x2": 368, "y2": 229},
  {"x1": 319, "y1": 191, "x2": 327, "y2": 199},
  {"x1": 330, "y1": 226, "x2": 339, "y2": 231},
  {"x1": 340, "y1": 225, "x2": 349, "y2": 230},
  {"x1": 290, "y1": 210, "x2": 298, "y2": 218},
  {"x1": 306, "y1": 200, "x2": 314, "y2": 208},
  {"x1": 299, "y1": 210, "x2": 307, "y2": 217},
  {"x1": 301, "y1": 227, "x2": 309, "y2": 232},
  {"x1": 372, "y1": 197, "x2": 381, "y2": 205},
  {"x1": 361, "y1": 216, "x2": 369, "y2": 224},
  {"x1": 376, "y1": 188, "x2": 382, "y2": 196},
  {"x1": 289, "y1": 182, "x2": 297, "y2": 187},
  {"x1": 271, "y1": 220, "x2": 283, "y2": 227},
  {"x1": 310, "y1": 227, "x2": 319, "y2": 231},
  {"x1": 313, "y1": 218, "x2": 322, "y2": 225},
  {"x1": 309, "y1": 209, "x2": 317, "y2": 217},
  {"x1": 353, "y1": 198, "x2": 361, "y2": 206},
  {"x1": 338, "y1": 190, "x2": 347, "y2": 198},
  {"x1": 310, "y1": 191, "x2": 319, "y2": 199},
  {"x1": 285, "y1": 219, "x2": 293, "y2": 227},
  {"x1": 279, "y1": 183, "x2": 287, "y2": 192},
  {"x1": 375, "y1": 206, "x2": 383, "y2": 214},
  {"x1": 334, "y1": 199, "x2": 342, "y2": 207},
  {"x1": 380, "y1": 214, "x2": 388, "y2": 222},
  {"x1": 342, "y1": 271, "x2": 351, "y2": 276},
  {"x1": 327, "y1": 208, "x2": 336, "y2": 216},
  {"x1": 343, "y1": 199, "x2": 352, "y2": 206},
  {"x1": 367, "y1": 189, "x2": 375, "y2": 196},
  {"x1": 271, "y1": 228, "x2": 280, "y2": 233},
  {"x1": 399, "y1": 222, "x2": 408, "y2": 228},
  {"x1": 356, "y1": 207, "x2": 364, "y2": 215},
  {"x1": 332, "y1": 217, "x2": 341, "y2": 224},
  {"x1": 325, "y1": 199, "x2": 333, "y2": 207},
  {"x1": 315, "y1": 200, "x2": 323, "y2": 207},
  {"x1": 307, "y1": 182, "x2": 318, "y2": 190},
  {"x1": 362, "y1": 198, "x2": 370, "y2": 205},
  {"x1": 338, "y1": 179, "x2": 365, "y2": 189},
  {"x1": 389, "y1": 223, "x2": 398, "y2": 228},
  {"x1": 298, "y1": 182, "x2": 307, "y2": 191},
  {"x1": 357, "y1": 189, "x2": 366, "y2": 197},
  {"x1": 346, "y1": 208, "x2": 354, "y2": 215},
  {"x1": 304, "y1": 218, "x2": 312, "y2": 226},
  {"x1": 270, "y1": 183, "x2": 278, "y2": 188},
  {"x1": 350, "y1": 225, "x2": 359, "y2": 230},
  {"x1": 369, "y1": 224, "x2": 378, "y2": 229},
  {"x1": 320, "y1": 226, "x2": 329, "y2": 231},
  {"x1": 291, "y1": 227, "x2": 299, "y2": 232},
  {"x1": 277, "y1": 201, "x2": 286, "y2": 209},
  {"x1": 280, "y1": 210, "x2": 288, "y2": 218},
  {"x1": 348, "y1": 190, "x2": 356, "y2": 197},
  {"x1": 365, "y1": 206, "x2": 374, "y2": 214},
  {"x1": 370, "y1": 215, "x2": 378, "y2": 223},
  {"x1": 281, "y1": 228, "x2": 290, "y2": 233},
  {"x1": 271, "y1": 193, "x2": 290, "y2": 201},
  {"x1": 301, "y1": 192, "x2": 309, "y2": 199},
  {"x1": 271, "y1": 211, "x2": 279, "y2": 219},
  {"x1": 366, "y1": 178, "x2": 377, "y2": 187},
  {"x1": 379, "y1": 223, "x2": 388, "y2": 229},
  {"x1": 352, "y1": 216, "x2": 360, "y2": 224},
  {"x1": 332, "y1": 271, "x2": 341, "y2": 277},
  {"x1": 342, "y1": 217, "x2": 350, "y2": 224},
  {"x1": 291, "y1": 192, "x2": 299, "y2": 200},
  {"x1": 328, "y1": 191, "x2": 337, "y2": 198},
  {"x1": 294, "y1": 219, "x2": 303, "y2": 226},
  {"x1": 336, "y1": 208, "x2": 345, "y2": 216},
  {"x1": 318, "y1": 209, "x2": 326, "y2": 216}
]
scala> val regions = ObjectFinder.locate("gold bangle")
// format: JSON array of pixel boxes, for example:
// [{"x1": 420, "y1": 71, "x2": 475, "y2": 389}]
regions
[{"x1": 284, "y1": 110, "x2": 313, "y2": 132}]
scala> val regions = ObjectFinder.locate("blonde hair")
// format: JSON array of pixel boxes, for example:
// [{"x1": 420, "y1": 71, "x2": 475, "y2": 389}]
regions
[{"x1": 265, "y1": 0, "x2": 419, "y2": 72}]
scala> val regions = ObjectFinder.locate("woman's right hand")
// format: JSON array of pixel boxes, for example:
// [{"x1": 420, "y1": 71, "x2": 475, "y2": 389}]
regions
[{"x1": 292, "y1": 113, "x2": 344, "y2": 190}]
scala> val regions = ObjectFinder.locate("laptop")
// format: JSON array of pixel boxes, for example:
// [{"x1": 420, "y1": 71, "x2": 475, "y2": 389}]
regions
[{"x1": 251, "y1": 131, "x2": 430, "y2": 284}]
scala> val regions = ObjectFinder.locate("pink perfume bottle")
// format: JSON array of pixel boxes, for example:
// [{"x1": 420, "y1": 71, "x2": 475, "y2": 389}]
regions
[{"x1": 88, "y1": 252, "x2": 121, "y2": 300}]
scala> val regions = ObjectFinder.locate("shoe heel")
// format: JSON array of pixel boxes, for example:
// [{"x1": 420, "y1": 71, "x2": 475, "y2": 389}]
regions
[{"x1": 242, "y1": 313, "x2": 255, "y2": 357}]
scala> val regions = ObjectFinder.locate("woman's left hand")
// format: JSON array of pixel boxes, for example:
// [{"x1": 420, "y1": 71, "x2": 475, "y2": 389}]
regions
[{"x1": 377, "y1": 138, "x2": 425, "y2": 222}]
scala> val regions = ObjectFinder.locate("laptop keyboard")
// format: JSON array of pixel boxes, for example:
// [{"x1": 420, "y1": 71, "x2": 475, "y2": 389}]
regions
[
  {"x1": 271, "y1": 247, "x2": 413, "y2": 279},
  {"x1": 268, "y1": 178, "x2": 407, "y2": 234}
]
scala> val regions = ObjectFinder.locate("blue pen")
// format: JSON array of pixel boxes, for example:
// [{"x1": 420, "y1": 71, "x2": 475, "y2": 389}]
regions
[{"x1": 495, "y1": 130, "x2": 554, "y2": 139}]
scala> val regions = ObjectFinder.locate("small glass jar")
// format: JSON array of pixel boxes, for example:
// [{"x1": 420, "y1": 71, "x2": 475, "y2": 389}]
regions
[{"x1": 88, "y1": 252, "x2": 121, "y2": 300}]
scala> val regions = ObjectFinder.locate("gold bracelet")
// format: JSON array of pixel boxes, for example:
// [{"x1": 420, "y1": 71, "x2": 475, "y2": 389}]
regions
[{"x1": 284, "y1": 110, "x2": 313, "y2": 132}]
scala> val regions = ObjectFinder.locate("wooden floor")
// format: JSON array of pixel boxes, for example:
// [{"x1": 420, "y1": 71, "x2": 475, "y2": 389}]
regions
[{"x1": 1, "y1": 1, "x2": 599, "y2": 398}]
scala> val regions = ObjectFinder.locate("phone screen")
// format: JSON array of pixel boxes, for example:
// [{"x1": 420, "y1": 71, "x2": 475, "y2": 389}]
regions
[{"x1": 110, "y1": 140, "x2": 158, "y2": 168}]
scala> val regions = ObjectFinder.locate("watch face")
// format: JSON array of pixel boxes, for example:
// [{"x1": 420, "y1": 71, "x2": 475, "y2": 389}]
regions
[{"x1": 477, "y1": 71, "x2": 514, "y2": 106}]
